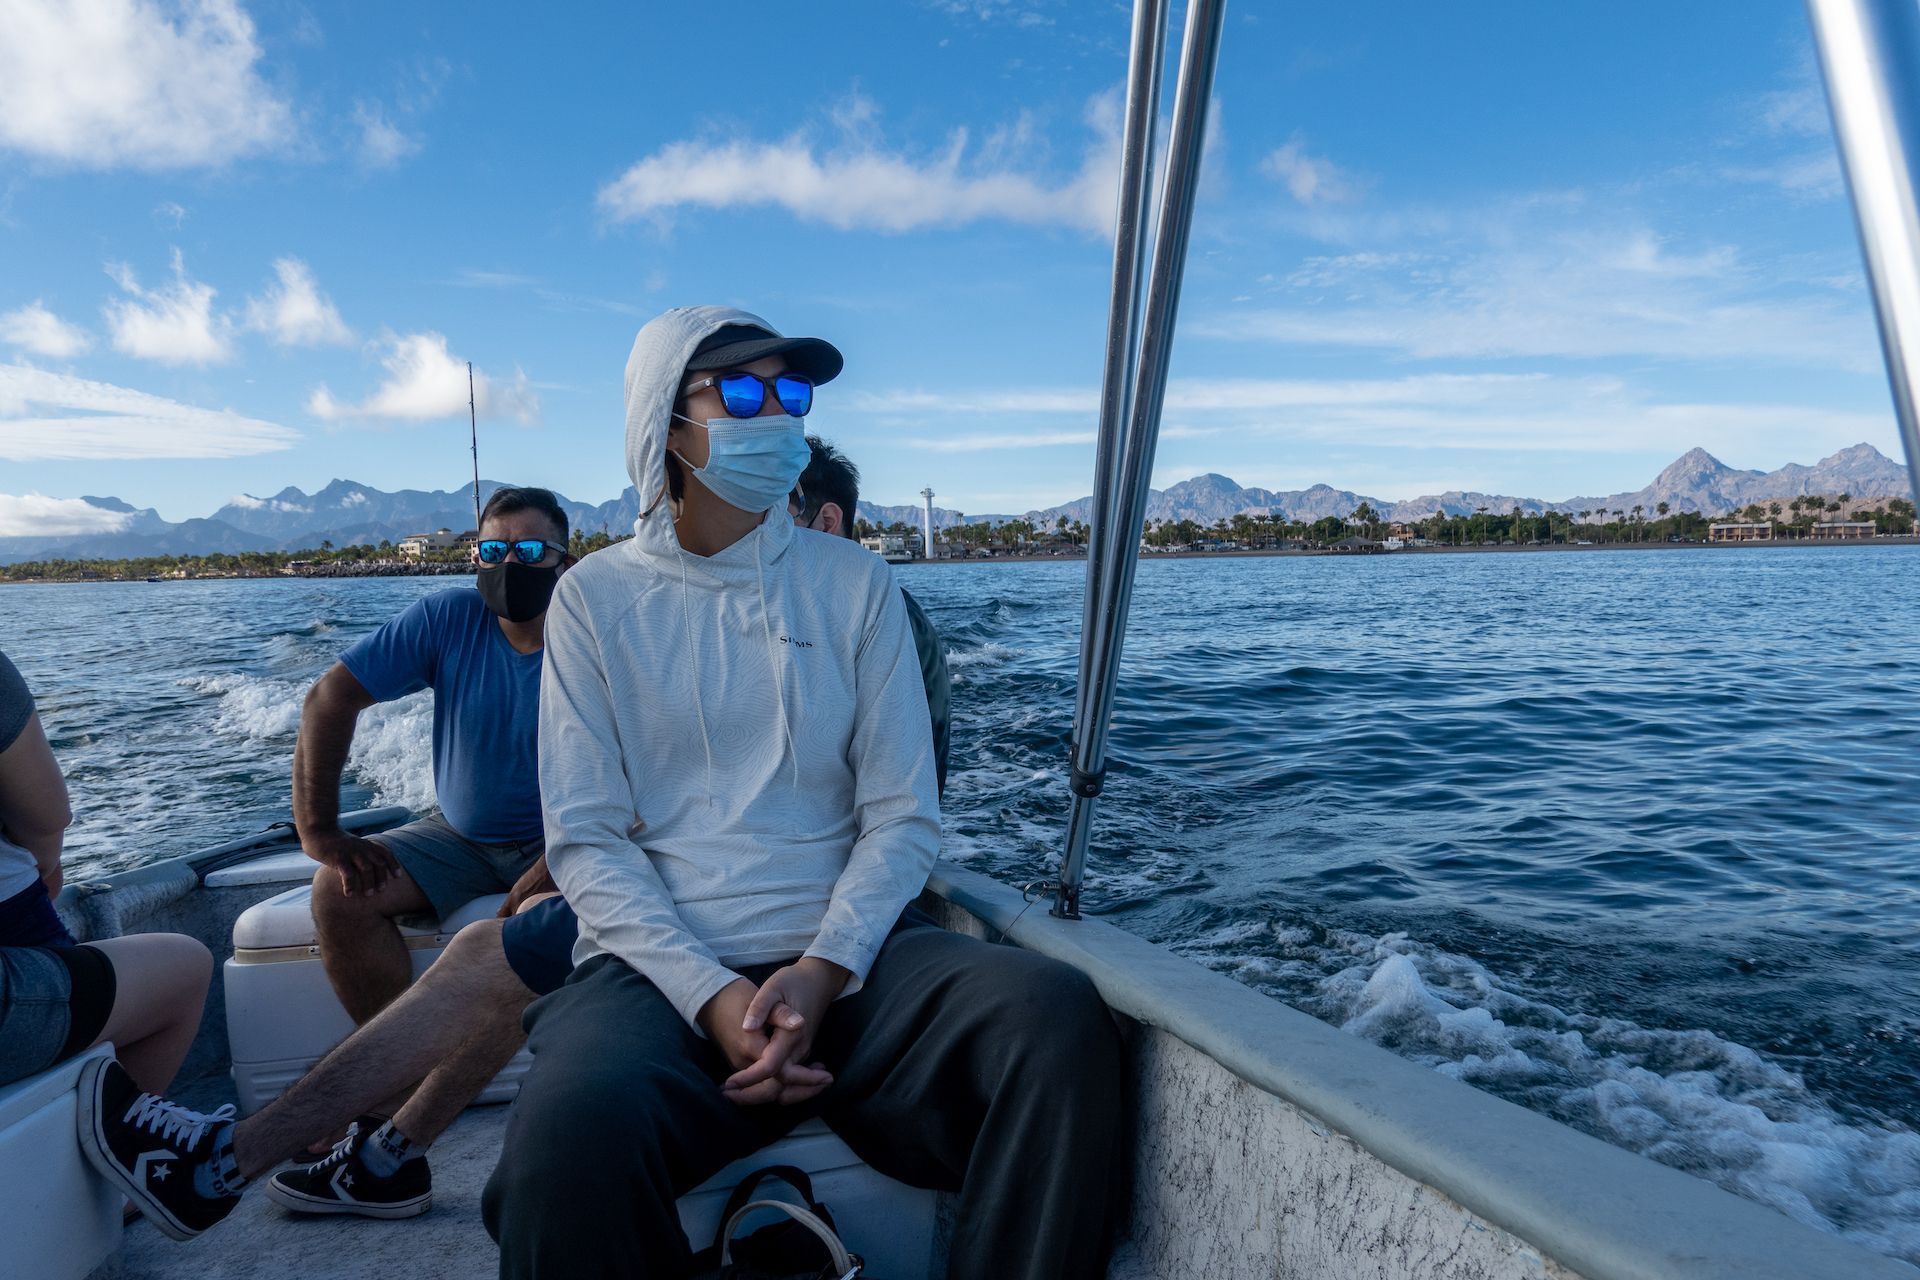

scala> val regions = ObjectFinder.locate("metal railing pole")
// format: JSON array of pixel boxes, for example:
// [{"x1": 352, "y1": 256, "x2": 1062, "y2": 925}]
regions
[
  {"x1": 1808, "y1": 0, "x2": 1920, "y2": 498},
  {"x1": 1070, "y1": 0, "x2": 1168, "y2": 796},
  {"x1": 1056, "y1": 0, "x2": 1228, "y2": 918}
]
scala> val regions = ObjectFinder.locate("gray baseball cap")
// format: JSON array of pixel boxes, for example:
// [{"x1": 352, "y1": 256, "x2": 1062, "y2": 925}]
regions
[{"x1": 686, "y1": 324, "x2": 844, "y2": 384}]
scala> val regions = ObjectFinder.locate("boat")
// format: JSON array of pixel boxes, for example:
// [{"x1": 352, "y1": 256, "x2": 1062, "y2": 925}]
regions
[{"x1": 12, "y1": 1, "x2": 1920, "y2": 1277}]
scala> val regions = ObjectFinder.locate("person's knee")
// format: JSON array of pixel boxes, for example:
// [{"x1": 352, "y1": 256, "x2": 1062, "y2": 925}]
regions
[
  {"x1": 309, "y1": 865, "x2": 353, "y2": 918},
  {"x1": 440, "y1": 918, "x2": 529, "y2": 1005},
  {"x1": 993, "y1": 958, "x2": 1117, "y2": 1065},
  {"x1": 510, "y1": 1067, "x2": 671, "y2": 1180},
  {"x1": 443, "y1": 916, "x2": 503, "y2": 961},
  {"x1": 171, "y1": 933, "x2": 214, "y2": 993}
]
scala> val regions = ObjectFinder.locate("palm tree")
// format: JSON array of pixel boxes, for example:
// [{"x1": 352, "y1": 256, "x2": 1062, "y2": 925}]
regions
[
  {"x1": 1349, "y1": 502, "x2": 1380, "y2": 540},
  {"x1": 1474, "y1": 505, "x2": 1490, "y2": 545}
]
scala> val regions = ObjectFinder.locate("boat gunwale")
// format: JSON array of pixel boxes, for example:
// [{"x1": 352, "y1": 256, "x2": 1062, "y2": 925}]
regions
[
  {"x1": 925, "y1": 861, "x2": 1917, "y2": 1280},
  {"x1": 54, "y1": 806, "x2": 413, "y2": 918}
]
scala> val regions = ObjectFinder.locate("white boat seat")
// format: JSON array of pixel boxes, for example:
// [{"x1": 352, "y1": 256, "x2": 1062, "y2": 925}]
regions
[
  {"x1": 232, "y1": 884, "x2": 508, "y2": 953},
  {"x1": 0, "y1": 1042, "x2": 122, "y2": 1280},
  {"x1": 226, "y1": 886, "x2": 519, "y2": 1113}
]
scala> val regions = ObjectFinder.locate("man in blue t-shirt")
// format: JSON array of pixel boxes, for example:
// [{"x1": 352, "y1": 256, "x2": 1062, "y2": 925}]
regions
[{"x1": 294, "y1": 487, "x2": 572, "y2": 1025}]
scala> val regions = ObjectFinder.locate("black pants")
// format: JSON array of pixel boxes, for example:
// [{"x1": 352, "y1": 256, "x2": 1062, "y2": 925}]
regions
[{"x1": 482, "y1": 912, "x2": 1125, "y2": 1280}]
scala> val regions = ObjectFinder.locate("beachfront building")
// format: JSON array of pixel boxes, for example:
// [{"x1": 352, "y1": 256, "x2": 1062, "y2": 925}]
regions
[
  {"x1": 1708, "y1": 522, "x2": 1773, "y2": 543},
  {"x1": 1809, "y1": 521, "x2": 1877, "y2": 540},
  {"x1": 397, "y1": 527, "x2": 461, "y2": 557},
  {"x1": 860, "y1": 532, "x2": 918, "y2": 563}
]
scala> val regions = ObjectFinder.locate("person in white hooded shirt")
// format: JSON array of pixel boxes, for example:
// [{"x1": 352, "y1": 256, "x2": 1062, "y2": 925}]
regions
[{"x1": 481, "y1": 306, "x2": 1123, "y2": 1280}]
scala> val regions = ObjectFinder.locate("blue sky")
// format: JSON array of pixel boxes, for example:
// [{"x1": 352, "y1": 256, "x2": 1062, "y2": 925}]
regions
[{"x1": 0, "y1": 0, "x2": 1899, "y2": 536}]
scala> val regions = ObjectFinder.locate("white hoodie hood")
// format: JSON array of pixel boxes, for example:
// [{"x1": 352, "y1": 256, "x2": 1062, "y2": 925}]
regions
[
  {"x1": 537, "y1": 306, "x2": 941, "y2": 1032},
  {"x1": 620, "y1": 306, "x2": 802, "y2": 794},
  {"x1": 622, "y1": 303, "x2": 799, "y2": 552}
]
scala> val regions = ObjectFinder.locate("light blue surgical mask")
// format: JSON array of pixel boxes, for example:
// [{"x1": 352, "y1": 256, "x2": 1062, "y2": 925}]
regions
[{"x1": 671, "y1": 412, "x2": 812, "y2": 514}]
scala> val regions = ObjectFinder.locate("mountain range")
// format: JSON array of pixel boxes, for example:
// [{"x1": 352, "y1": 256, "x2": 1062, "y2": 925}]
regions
[{"x1": 3, "y1": 444, "x2": 1911, "y2": 565}]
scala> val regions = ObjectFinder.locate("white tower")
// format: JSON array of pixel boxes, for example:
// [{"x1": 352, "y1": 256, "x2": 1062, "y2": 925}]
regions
[{"x1": 920, "y1": 487, "x2": 936, "y2": 560}]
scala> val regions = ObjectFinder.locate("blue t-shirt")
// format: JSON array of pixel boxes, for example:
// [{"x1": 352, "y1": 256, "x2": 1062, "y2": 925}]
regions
[{"x1": 339, "y1": 589, "x2": 544, "y2": 844}]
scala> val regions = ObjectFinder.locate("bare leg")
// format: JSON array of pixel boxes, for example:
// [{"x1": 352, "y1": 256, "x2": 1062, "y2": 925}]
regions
[
  {"x1": 309, "y1": 863, "x2": 432, "y2": 1023},
  {"x1": 231, "y1": 918, "x2": 530, "y2": 1180},
  {"x1": 383, "y1": 891, "x2": 556, "y2": 1145},
  {"x1": 82, "y1": 933, "x2": 213, "y2": 1094},
  {"x1": 391, "y1": 1014, "x2": 530, "y2": 1146}
]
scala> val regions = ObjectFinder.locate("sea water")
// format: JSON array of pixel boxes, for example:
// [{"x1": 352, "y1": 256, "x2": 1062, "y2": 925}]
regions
[{"x1": 3, "y1": 546, "x2": 1917, "y2": 1263}]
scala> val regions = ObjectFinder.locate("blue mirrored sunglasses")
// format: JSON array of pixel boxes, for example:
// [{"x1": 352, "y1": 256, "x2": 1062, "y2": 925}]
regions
[
  {"x1": 683, "y1": 372, "x2": 814, "y2": 418},
  {"x1": 477, "y1": 538, "x2": 560, "y2": 565}
]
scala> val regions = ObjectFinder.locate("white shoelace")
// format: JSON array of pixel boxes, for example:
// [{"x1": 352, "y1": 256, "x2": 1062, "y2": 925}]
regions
[
  {"x1": 306, "y1": 1126, "x2": 359, "y2": 1174},
  {"x1": 122, "y1": 1095, "x2": 237, "y2": 1152}
]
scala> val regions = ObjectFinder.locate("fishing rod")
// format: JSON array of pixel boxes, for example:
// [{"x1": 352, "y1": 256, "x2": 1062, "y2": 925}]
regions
[{"x1": 468, "y1": 361, "x2": 481, "y2": 532}]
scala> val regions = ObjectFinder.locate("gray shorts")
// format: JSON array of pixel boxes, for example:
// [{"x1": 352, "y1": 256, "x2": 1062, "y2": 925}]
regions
[{"x1": 370, "y1": 815, "x2": 544, "y2": 921}]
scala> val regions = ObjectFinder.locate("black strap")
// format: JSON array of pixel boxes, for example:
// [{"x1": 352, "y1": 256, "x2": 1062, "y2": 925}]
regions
[{"x1": 711, "y1": 1165, "x2": 825, "y2": 1251}]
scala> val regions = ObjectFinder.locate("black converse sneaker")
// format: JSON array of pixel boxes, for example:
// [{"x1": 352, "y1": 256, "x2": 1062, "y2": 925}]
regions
[
  {"x1": 264, "y1": 1122, "x2": 432, "y2": 1219},
  {"x1": 75, "y1": 1056, "x2": 244, "y2": 1241}
]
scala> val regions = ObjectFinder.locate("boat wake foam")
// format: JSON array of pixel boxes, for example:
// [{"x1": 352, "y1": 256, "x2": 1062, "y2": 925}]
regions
[
  {"x1": 1182, "y1": 919, "x2": 1920, "y2": 1265},
  {"x1": 944, "y1": 641, "x2": 1014, "y2": 682},
  {"x1": 177, "y1": 674, "x2": 436, "y2": 814}
]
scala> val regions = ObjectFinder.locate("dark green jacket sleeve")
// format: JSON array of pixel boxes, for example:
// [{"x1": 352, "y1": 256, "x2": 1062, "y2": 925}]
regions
[{"x1": 898, "y1": 589, "x2": 950, "y2": 797}]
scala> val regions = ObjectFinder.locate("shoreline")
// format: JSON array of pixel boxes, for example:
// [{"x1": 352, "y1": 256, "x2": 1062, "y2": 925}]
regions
[
  {"x1": 905, "y1": 535, "x2": 1920, "y2": 568},
  {"x1": 3, "y1": 534, "x2": 1914, "y2": 585}
]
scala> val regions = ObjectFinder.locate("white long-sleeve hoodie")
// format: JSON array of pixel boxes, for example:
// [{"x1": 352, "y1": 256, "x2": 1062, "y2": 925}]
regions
[{"x1": 541, "y1": 305, "x2": 941, "y2": 1032}]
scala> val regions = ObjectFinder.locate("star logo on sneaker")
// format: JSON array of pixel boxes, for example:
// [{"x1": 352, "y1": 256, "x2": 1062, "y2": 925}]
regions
[{"x1": 133, "y1": 1150, "x2": 177, "y2": 1186}]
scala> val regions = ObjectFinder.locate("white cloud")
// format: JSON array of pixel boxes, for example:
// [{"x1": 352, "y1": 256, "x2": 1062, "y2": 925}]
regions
[
  {"x1": 1199, "y1": 229, "x2": 1876, "y2": 370},
  {"x1": 597, "y1": 92, "x2": 1119, "y2": 234},
  {"x1": 103, "y1": 249, "x2": 234, "y2": 364},
  {"x1": 851, "y1": 371, "x2": 1893, "y2": 466},
  {"x1": 1262, "y1": 136, "x2": 1363, "y2": 205},
  {"x1": 1722, "y1": 152, "x2": 1843, "y2": 199},
  {"x1": 1756, "y1": 81, "x2": 1828, "y2": 140},
  {"x1": 244, "y1": 257, "x2": 351, "y2": 346},
  {"x1": 0, "y1": 494, "x2": 133, "y2": 537},
  {"x1": 0, "y1": 0, "x2": 293, "y2": 170},
  {"x1": 927, "y1": 0, "x2": 1052, "y2": 27},
  {"x1": 1720, "y1": 64, "x2": 1842, "y2": 199},
  {"x1": 0, "y1": 363, "x2": 298, "y2": 460},
  {"x1": 352, "y1": 100, "x2": 419, "y2": 168},
  {"x1": 853, "y1": 372, "x2": 1553, "y2": 420},
  {"x1": 307, "y1": 332, "x2": 539, "y2": 424},
  {"x1": 0, "y1": 301, "x2": 91, "y2": 358}
]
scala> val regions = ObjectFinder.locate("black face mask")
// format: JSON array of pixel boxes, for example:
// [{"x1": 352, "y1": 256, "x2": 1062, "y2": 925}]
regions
[{"x1": 476, "y1": 561, "x2": 560, "y2": 623}]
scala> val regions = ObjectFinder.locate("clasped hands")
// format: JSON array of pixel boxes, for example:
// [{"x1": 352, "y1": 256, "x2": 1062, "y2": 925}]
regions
[{"x1": 698, "y1": 957, "x2": 849, "y2": 1107}]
